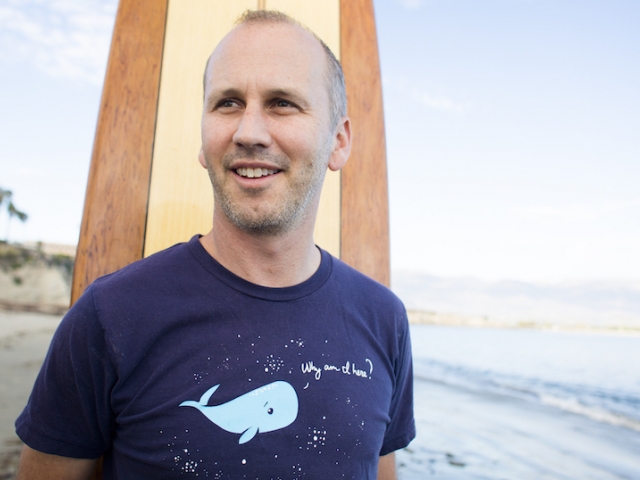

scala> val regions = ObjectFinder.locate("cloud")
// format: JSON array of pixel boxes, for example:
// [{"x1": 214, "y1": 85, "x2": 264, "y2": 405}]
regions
[
  {"x1": 395, "y1": 0, "x2": 425, "y2": 9},
  {"x1": 384, "y1": 76, "x2": 466, "y2": 113},
  {"x1": 411, "y1": 88, "x2": 465, "y2": 113},
  {"x1": 0, "y1": 0, "x2": 117, "y2": 85},
  {"x1": 14, "y1": 167, "x2": 47, "y2": 177},
  {"x1": 509, "y1": 198, "x2": 640, "y2": 222}
]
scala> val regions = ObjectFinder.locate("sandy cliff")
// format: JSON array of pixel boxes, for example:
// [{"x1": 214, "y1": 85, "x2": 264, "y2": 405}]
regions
[{"x1": 0, "y1": 242, "x2": 73, "y2": 315}]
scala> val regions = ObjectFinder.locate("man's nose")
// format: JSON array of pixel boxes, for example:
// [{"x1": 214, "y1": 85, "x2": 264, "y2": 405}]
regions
[{"x1": 232, "y1": 106, "x2": 272, "y2": 149}]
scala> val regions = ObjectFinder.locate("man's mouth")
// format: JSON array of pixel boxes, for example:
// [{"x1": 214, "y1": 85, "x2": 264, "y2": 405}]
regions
[{"x1": 235, "y1": 167, "x2": 279, "y2": 178}]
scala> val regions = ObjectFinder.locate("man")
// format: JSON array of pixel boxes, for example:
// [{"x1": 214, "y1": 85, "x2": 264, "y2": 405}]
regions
[{"x1": 15, "y1": 10, "x2": 414, "y2": 479}]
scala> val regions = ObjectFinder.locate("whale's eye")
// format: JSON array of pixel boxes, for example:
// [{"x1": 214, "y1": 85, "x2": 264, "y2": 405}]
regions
[{"x1": 267, "y1": 408, "x2": 274, "y2": 415}]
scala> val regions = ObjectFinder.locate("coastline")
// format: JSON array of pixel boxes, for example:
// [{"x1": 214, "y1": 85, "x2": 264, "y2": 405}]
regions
[
  {"x1": 407, "y1": 309, "x2": 640, "y2": 337},
  {"x1": 3, "y1": 241, "x2": 638, "y2": 337}
]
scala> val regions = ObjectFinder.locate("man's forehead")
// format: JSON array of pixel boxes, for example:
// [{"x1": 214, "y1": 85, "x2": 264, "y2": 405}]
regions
[
  {"x1": 216, "y1": 21, "x2": 320, "y2": 57},
  {"x1": 205, "y1": 22, "x2": 326, "y2": 90}
]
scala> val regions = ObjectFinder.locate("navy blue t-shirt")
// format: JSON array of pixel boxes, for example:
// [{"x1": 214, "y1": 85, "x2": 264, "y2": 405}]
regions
[{"x1": 16, "y1": 236, "x2": 415, "y2": 479}]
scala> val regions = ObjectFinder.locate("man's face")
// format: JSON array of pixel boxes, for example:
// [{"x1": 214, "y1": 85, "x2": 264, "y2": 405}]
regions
[{"x1": 199, "y1": 22, "x2": 342, "y2": 236}]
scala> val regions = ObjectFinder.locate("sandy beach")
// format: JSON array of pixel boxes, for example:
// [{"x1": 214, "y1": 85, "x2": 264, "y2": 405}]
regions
[{"x1": 0, "y1": 310, "x2": 62, "y2": 479}]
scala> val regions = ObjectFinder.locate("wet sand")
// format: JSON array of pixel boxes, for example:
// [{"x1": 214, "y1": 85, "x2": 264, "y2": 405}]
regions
[{"x1": 397, "y1": 374, "x2": 640, "y2": 479}]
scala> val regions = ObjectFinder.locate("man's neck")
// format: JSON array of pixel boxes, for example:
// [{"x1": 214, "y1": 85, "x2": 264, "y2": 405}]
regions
[{"x1": 199, "y1": 211, "x2": 321, "y2": 288}]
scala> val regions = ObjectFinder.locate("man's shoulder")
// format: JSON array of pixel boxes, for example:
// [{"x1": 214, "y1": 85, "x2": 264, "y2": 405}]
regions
[
  {"x1": 328, "y1": 253, "x2": 405, "y2": 311},
  {"x1": 71, "y1": 236, "x2": 209, "y2": 330},
  {"x1": 91, "y1": 236, "x2": 200, "y2": 292}
]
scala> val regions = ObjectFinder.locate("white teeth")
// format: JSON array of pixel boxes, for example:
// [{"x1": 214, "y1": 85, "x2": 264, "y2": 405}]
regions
[{"x1": 236, "y1": 168, "x2": 277, "y2": 178}]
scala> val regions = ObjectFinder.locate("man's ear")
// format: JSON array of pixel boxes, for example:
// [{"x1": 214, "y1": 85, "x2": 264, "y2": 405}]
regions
[
  {"x1": 198, "y1": 147, "x2": 207, "y2": 169},
  {"x1": 328, "y1": 116, "x2": 352, "y2": 172}
]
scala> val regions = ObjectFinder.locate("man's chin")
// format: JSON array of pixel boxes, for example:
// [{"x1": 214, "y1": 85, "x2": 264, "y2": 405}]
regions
[
  {"x1": 223, "y1": 208, "x2": 295, "y2": 237},
  {"x1": 234, "y1": 219, "x2": 292, "y2": 237}
]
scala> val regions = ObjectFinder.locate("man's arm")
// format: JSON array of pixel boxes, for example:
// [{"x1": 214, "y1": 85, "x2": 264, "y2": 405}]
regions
[
  {"x1": 15, "y1": 445, "x2": 99, "y2": 480},
  {"x1": 377, "y1": 452, "x2": 396, "y2": 480}
]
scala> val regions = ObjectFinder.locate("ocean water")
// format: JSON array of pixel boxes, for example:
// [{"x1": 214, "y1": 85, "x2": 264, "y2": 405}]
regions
[
  {"x1": 398, "y1": 325, "x2": 640, "y2": 479},
  {"x1": 412, "y1": 325, "x2": 640, "y2": 430}
]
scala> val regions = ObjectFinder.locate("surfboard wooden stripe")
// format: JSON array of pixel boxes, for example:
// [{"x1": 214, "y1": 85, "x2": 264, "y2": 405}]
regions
[
  {"x1": 72, "y1": 0, "x2": 389, "y2": 306},
  {"x1": 71, "y1": 0, "x2": 168, "y2": 304},
  {"x1": 340, "y1": 0, "x2": 390, "y2": 287}
]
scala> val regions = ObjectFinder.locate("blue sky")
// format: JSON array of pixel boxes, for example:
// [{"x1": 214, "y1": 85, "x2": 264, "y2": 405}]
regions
[{"x1": 1, "y1": 0, "x2": 639, "y2": 284}]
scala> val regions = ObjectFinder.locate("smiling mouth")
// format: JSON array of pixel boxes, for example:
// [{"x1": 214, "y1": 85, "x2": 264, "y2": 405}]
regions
[{"x1": 235, "y1": 167, "x2": 279, "y2": 178}]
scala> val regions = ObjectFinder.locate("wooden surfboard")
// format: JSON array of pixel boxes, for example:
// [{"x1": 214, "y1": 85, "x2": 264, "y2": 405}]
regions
[{"x1": 71, "y1": 0, "x2": 389, "y2": 304}]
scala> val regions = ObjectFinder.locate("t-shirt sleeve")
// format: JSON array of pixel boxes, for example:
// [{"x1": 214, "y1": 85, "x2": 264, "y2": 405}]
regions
[
  {"x1": 15, "y1": 286, "x2": 116, "y2": 459},
  {"x1": 380, "y1": 308, "x2": 416, "y2": 456}
]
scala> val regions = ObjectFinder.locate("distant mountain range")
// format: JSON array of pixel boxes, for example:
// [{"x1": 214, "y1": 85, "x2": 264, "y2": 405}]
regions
[{"x1": 391, "y1": 271, "x2": 640, "y2": 329}]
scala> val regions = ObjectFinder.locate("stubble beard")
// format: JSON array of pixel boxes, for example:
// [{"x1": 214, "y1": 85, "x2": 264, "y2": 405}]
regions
[{"x1": 206, "y1": 146, "x2": 329, "y2": 237}]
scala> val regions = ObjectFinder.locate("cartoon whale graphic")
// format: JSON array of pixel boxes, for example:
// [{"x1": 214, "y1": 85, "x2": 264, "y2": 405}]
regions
[{"x1": 179, "y1": 381, "x2": 299, "y2": 444}]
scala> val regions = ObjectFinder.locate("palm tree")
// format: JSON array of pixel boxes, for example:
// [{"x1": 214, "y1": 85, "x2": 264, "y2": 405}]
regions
[
  {"x1": 0, "y1": 188, "x2": 9, "y2": 207},
  {"x1": 0, "y1": 187, "x2": 28, "y2": 242}
]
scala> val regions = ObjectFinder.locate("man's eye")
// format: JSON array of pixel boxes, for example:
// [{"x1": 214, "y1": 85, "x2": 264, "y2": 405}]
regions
[
  {"x1": 217, "y1": 99, "x2": 239, "y2": 109},
  {"x1": 273, "y1": 99, "x2": 293, "y2": 108}
]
